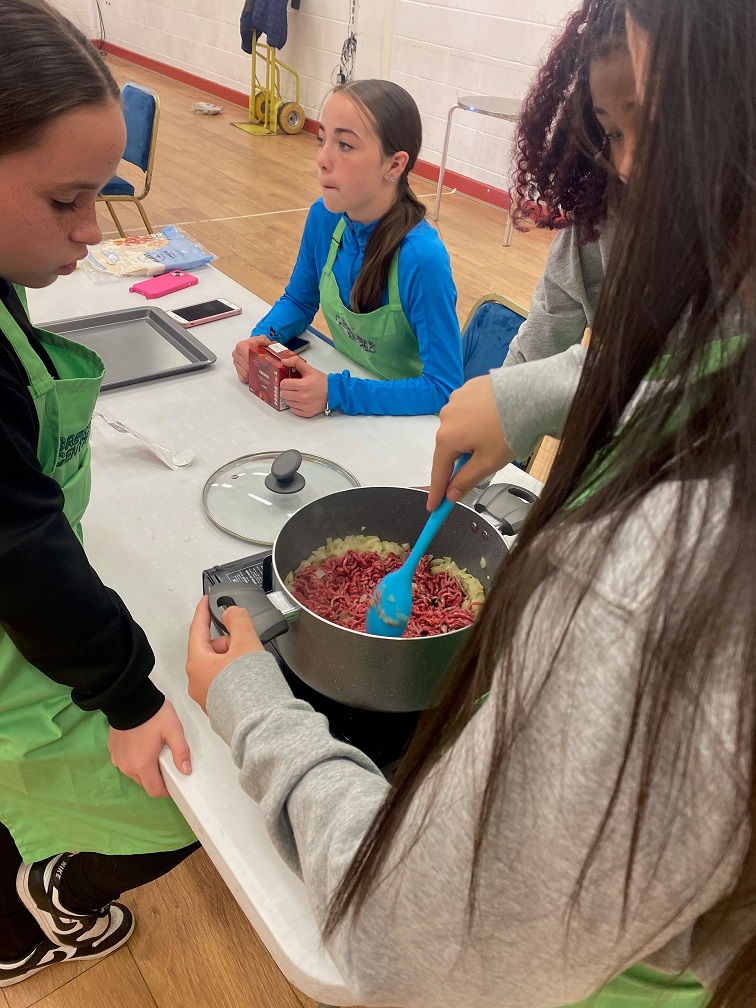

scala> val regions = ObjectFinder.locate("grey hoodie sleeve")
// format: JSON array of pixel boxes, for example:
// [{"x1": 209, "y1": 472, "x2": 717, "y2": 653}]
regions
[
  {"x1": 206, "y1": 483, "x2": 742, "y2": 1008},
  {"x1": 484, "y1": 221, "x2": 613, "y2": 461},
  {"x1": 207, "y1": 652, "x2": 388, "y2": 878},
  {"x1": 503, "y1": 222, "x2": 612, "y2": 367},
  {"x1": 491, "y1": 344, "x2": 586, "y2": 460}
]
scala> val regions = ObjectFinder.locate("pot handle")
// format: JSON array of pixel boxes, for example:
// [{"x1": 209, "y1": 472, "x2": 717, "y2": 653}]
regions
[
  {"x1": 474, "y1": 482, "x2": 538, "y2": 536},
  {"x1": 207, "y1": 583, "x2": 290, "y2": 643}
]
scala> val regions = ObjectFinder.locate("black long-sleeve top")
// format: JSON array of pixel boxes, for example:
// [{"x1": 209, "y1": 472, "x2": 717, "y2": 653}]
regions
[{"x1": 0, "y1": 279, "x2": 163, "y2": 730}]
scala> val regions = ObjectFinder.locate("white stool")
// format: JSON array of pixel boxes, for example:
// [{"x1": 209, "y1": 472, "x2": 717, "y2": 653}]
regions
[{"x1": 431, "y1": 95, "x2": 522, "y2": 246}]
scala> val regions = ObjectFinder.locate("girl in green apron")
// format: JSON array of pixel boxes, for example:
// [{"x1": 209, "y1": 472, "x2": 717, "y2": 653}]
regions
[
  {"x1": 188, "y1": 1, "x2": 756, "y2": 1006},
  {"x1": 231, "y1": 80, "x2": 464, "y2": 418},
  {"x1": 0, "y1": 0, "x2": 196, "y2": 989}
]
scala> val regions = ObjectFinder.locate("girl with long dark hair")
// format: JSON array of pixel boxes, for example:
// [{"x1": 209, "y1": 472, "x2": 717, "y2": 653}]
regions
[
  {"x1": 189, "y1": 0, "x2": 756, "y2": 1005},
  {"x1": 231, "y1": 80, "x2": 463, "y2": 417}
]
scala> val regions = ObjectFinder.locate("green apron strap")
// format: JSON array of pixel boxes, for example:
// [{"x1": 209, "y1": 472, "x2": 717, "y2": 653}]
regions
[
  {"x1": 0, "y1": 290, "x2": 53, "y2": 398},
  {"x1": 387, "y1": 249, "x2": 401, "y2": 307},
  {"x1": 567, "y1": 335, "x2": 747, "y2": 510},
  {"x1": 14, "y1": 284, "x2": 29, "y2": 313},
  {"x1": 320, "y1": 217, "x2": 346, "y2": 286},
  {"x1": 646, "y1": 334, "x2": 747, "y2": 381},
  {"x1": 563, "y1": 962, "x2": 709, "y2": 1008}
]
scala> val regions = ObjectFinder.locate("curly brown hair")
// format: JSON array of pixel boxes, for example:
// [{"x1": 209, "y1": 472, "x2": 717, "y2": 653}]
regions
[{"x1": 512, "y1": 0, "x2": 626, "y2": 244}]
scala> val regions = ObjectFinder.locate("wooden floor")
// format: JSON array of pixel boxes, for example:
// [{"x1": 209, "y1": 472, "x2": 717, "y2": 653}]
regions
[{"x1": 3, "y1": 56, "x2": 554, "y2": 1008}]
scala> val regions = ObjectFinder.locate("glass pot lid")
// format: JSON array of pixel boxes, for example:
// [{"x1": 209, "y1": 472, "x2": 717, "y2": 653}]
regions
[{"x1": 202, "y1": 448, "x2": 360, "y2": 545}]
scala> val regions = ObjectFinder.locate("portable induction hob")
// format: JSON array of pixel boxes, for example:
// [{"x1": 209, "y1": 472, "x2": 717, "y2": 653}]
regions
[{"x1": 202, "y1": 551, "x2": 420, "y2": 772}]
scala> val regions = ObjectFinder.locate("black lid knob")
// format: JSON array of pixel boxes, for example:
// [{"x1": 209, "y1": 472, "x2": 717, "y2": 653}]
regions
[{"x1": 265, "y1": 449, "x2": 305, "y2": 494}]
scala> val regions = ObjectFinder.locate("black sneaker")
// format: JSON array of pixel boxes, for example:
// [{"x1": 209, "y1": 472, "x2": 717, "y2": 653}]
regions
[
  {"x1": 17, "y1": 854, "x2": 132, "y2": 950},
  {"x1": 0, "y1": 940, "x2": 69, "y2": 988},
  {"x1": 0, "y1": 904, "x2": 134, "y2": 987}
]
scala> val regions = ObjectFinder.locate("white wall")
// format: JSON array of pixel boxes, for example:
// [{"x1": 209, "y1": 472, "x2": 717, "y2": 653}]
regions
[
  {"x1": 55, "y1": 0, "x2": 97, "y2": 35},
  {"x1": 388, "y1": 0, "x2": 568, "y2": 191},
  {"x1": 61, "y1": 0, "x2": 576, "y2": 194}
]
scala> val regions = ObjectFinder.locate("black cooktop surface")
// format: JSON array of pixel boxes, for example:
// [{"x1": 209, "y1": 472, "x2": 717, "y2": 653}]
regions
[{"x1": 203, "y1": 550, "x2": 420, "y2": 772}]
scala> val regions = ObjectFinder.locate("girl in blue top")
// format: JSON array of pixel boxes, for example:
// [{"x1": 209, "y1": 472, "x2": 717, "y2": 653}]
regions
[{"x1": 232, "y1": 80, "x2": 463, "y2": 417}]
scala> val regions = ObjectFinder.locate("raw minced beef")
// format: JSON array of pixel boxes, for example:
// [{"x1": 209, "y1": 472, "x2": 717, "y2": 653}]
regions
[{"x1": 286, "y1": 536, "x2": 484, "y2": 637}]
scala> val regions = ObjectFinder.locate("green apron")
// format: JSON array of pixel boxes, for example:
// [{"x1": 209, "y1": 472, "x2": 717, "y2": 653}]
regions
[
  {"x1": 0, "y1": 290, "x2": 194, "y2": 862},
  {"x1": 569, "y1": 335, "x2": 746, "y2": 510},
  {"x1": 319, "y1": 218, "x2": 424, "y2": 381},
  {"x1": 564, "y1": 963, "x2": 707, "y2": 1008}
]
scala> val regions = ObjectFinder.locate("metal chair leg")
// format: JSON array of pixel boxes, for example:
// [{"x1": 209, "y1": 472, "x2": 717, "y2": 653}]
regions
[
  {"x1": 134, "y1": 198, "x2": 155, "y2": 236},
  {"x1": 502, "y1": 210, "x2": 513, "y2": 247},
  {"x1": 432, "y1": 104, "x2": 457, "y2": 221},
  {"x1": 103, "y1": 200, "x2": 126, "y2": 238}
]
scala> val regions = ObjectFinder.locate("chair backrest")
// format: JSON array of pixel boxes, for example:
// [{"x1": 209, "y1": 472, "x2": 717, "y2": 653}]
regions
[
  {"x1": 121, "y1": 83, "x2": 159, "y2": 174},
  {"x1": 461, "y1": 293, "x2": 528, "y2": 381}
]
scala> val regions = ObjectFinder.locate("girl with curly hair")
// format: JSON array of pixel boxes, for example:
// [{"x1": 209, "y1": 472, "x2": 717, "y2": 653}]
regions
[{"x1": 463, "y1": 0, "x2": 636, "y2": 380}]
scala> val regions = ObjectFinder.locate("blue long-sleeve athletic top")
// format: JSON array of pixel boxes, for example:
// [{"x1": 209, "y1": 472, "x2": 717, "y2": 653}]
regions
[{"x1": 252, "y1": 199, "x2": 463, "y2": 415}]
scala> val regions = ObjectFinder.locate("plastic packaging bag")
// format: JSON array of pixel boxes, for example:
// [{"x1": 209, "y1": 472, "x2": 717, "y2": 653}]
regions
[
  {"x1": 84, "y1": 225, "x2": 216, "y2": 280},
  {"x1": 192, "y1": 102, "x2": 223, "y2": 115}
]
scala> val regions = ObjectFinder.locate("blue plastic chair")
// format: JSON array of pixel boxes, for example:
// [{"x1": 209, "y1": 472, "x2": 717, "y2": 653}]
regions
[
  {"x1": 98, "y1": 83, "x2": 160, "y2": 237},
  {"x1": 461, "y1": 293, "x2": 527, "y2": 381},
  {"x1": 460, "y1": 293, "x2": 530, "y2": 470}
]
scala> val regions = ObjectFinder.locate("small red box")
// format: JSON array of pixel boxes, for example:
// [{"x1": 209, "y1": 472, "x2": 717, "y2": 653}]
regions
[{"x1": 248, "y1": 341, "x2": 301, "y2": 411}]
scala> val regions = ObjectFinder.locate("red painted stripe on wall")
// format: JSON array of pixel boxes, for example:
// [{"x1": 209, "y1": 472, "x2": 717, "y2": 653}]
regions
[{"x1": 99, "y1": 41, "x2": 510, "y2": 211}]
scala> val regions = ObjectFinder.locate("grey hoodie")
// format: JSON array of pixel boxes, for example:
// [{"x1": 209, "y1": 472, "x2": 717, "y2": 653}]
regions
[
  {"x1": 208, "y1": 474, "x2": 746, "y2": 1007},
  {"x1": 206, "y1": 220, "x2": 747, "y2": 1006},
  {"x1": 494, "y1": 222, "x2": 613, "y2": 461}
]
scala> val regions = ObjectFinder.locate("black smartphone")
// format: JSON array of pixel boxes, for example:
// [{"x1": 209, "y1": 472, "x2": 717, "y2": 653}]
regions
[{"x1": 285, "y1": 335, "x2": 311, "y2": 353}]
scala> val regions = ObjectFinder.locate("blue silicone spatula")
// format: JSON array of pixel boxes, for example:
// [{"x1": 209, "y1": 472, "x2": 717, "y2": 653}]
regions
[{"x1": 365, "y1": 453, "x2": 472, "y2": 638}]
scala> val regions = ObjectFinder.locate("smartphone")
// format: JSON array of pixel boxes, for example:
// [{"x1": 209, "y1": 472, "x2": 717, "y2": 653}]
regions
[
  {"x1": 164, "y1": 298, "x2": 242, "y2": 328},
  {"x1": 268, "y1": 327, "x2": 310, "y2": 354},
  {"x1": 285, "y1": 335, "x2": 311, "y2": 353},
  {"x1": 129, "y1": 271, "x2": 199, "y2": 299}
]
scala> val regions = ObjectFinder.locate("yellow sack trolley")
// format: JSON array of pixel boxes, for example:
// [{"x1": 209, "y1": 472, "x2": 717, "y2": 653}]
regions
[{"x1": 234, "y1": 32, "x2": 305, "y2": 136}]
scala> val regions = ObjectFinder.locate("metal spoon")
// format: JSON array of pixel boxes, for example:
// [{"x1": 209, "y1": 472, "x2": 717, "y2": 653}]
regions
[{"x1": 365, "y1": 453, "x2": 471, "y2": 638}]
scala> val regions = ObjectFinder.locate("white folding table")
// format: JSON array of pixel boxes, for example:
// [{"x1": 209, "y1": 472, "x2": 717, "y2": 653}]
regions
[{"x1": 28, "y1": 265, "x2": 541, "y2": 1005}]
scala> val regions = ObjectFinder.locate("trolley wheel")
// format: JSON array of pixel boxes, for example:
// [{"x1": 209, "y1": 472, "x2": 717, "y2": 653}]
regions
[
  {"x1": 253, "y1": 90, "x2": 268, "y2": 122},
  {"x1": 277, "y1": 101, "x2": 305, "y2": 135}
]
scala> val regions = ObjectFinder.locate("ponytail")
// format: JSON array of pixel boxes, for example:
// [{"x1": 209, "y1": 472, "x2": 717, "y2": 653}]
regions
[
  {"x1": 331, "y1": 79, "x2": 425, "y2": 314},
  {"x1": 350, "y1": 177, "x2": 426, "y2": 313}
]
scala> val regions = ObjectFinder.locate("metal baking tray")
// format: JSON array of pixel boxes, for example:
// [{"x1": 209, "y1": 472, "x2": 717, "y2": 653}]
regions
[{"x1": 41, "y1": 306, "x2": 216, "y2": 390}]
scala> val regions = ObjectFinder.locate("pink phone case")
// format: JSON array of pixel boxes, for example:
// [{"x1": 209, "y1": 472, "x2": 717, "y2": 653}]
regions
[{"x1": 129, "y1": 271, "x2": 199, "y2": 299}]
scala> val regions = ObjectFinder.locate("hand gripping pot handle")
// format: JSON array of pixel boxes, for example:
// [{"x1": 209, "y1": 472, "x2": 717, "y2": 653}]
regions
[{"x1": 207, "y1": 583, "x2": 291, "y2": 643}]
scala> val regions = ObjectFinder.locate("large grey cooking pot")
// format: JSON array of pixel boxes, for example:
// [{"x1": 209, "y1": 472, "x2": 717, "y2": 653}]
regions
[{"x1": 264, "y1": 485, "x2": 507, "y2": 712}]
